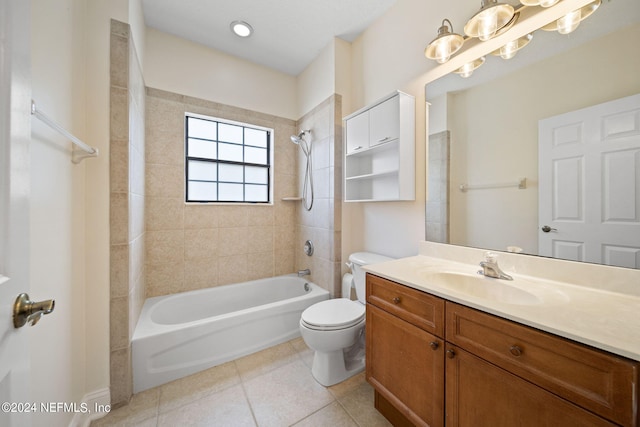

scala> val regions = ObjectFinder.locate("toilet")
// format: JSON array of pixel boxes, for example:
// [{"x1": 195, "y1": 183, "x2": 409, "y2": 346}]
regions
[{"x1": 299, "y1": 252, "x2": 393, "y2": 386}]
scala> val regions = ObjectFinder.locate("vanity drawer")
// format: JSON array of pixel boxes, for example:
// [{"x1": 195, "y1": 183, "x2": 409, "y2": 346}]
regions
[
  {"x1": 366, "y1": 274, "x2": 444, "y2": 338},
  {"x1": 446, "y1": 302, "x2": 639, "y2": 427}
]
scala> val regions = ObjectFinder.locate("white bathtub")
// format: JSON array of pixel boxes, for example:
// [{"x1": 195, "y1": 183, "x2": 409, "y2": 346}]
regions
[{"x1": 132, "y1": 274, "x2": 329, "y2": 392}]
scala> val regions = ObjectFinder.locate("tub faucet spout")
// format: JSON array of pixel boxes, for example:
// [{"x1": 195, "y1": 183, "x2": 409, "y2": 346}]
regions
[{"x1": 297, "y1": 269, "x2": 311, "y2": 277}]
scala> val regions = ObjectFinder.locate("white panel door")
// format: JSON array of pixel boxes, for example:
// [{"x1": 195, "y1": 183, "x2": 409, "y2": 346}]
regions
[
  {"x1": 539, "y1": 94, "x2": 640, "y2": 268},
  {"x1": 0, "y1": 1, "x2": 32, "y2": 426}
]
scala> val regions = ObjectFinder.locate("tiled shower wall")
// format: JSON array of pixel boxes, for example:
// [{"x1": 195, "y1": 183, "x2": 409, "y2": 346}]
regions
[
  {"x1": 295, "y1": 95, "x2": 343, "y2": 297},
  {"x1": 109, "y1": 20, "x2": 146, "y2": 406},
  {"x1": 144, "y1": 88, "x2": 298, "y2": 297}
]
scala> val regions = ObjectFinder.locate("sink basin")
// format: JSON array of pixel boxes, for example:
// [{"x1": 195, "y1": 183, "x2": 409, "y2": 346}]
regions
[{"x1": 425, "y1": 271, "x2": 542, "y2": 305}]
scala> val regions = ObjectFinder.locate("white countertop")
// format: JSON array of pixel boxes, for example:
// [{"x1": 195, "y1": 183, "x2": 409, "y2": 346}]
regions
[{"x1": 363, "y1": 251, "x2": 640, "y2": 361}]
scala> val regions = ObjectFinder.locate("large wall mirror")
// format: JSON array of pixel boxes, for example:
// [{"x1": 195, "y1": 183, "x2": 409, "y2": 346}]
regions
[{"x1": 426, "y1": 0, "x2": 640, "y2": 268}]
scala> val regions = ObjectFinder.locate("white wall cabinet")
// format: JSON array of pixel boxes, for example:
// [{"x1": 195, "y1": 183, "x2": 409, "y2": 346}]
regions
[{"x1": 344, "y1": 91, "x2": 415, "y2": 202}]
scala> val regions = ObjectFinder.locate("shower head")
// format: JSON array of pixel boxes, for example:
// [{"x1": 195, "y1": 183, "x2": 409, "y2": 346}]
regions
[{"x1": 290, "y1": 129, "x2": 311, "y2": 145}]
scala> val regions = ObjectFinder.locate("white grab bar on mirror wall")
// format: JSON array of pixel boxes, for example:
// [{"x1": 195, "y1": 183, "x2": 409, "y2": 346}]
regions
[
  {"x1": 459, "y1": 177, "x2": 527, "y2": 192},
  {"x1": 31, "y1": 100, "x2": 99, "y2": 164}
]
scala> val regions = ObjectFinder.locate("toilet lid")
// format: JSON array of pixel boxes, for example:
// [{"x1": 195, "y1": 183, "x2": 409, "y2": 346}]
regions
[{"x1": 301, "y1": 299, "x2": 365, "y2": 330}]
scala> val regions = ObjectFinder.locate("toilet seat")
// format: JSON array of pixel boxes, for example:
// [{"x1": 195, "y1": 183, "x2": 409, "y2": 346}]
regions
[{"x1": 301, "y1": 299, "x2": 365, "y2": 331}]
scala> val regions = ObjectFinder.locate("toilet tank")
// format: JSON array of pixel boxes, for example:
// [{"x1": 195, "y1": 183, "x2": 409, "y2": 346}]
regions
[{"x1": 348, "y1": 252, "x2": 394, "y2": 303}]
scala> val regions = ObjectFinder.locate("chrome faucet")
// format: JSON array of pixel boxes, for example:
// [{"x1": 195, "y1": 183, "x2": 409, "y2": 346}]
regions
[
  {"x1": 478, "y1": 252, "x2": 513, "y2": 280},
  {"x1": 297, "y1": 269, "x2": 311, "y2": 277}
]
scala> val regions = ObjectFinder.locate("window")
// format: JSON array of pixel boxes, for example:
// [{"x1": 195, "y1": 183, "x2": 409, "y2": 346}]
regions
[{"x1": 185, "y1": 114, "x2": 272, "y2": 203}]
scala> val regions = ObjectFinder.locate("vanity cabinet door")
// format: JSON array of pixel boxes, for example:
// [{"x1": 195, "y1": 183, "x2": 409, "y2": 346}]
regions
[
  {"x1": 445, "y1": 344, "x2": 615, "y2": 427},
  {"x1": 446, "y1": 302, "x2": 639, "y2": 426},
  {"x1": 366, "y1": 304, "x2": 444, "y2": 427}
]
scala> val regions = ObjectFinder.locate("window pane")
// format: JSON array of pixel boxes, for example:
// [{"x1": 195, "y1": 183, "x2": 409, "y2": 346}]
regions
[
  {"x1": 245, "y1": 166, "x2": 268, "y2": 184},
  {"x1": 218, "y1": 143, "x2": 243, "y2": 162},
  {"x1": 188, "y1": 181, "x2": 217, "y2": 201},
  {"x1": 219, "y1": 183, "x2": 244, "y2": 201},
  {"x1": 218, "y1": 123, "x2": 243, "y2": 144},
  {"x1": 219, "y1": 164, "x2": 243, "y2": 183},
  {"x1": 245, "y1": 128, "x2": 267, "y2": 148},
  {"x1": 188, "y1": 138, "x2": 217, "y2": 159},
  {"x1": 245, "y1": 184, "x2": 268, "y2": 202},
  {"x1": 245, "y1": 146, "x2": 267, "y2": 165},
  {"x1": 188, "y1": 117, "x2": 216, "y2": 140},
  {"x1": 188, "y1": 160, "x2": 217, "y2": 181}
]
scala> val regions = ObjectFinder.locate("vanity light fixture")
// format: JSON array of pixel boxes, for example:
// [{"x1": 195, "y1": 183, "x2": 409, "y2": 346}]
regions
[
  {"x1": 230, "y1": 20, "x2": 253, "y2": 37},
  {"x1": 464, "y1": 0, "x2": 516, "y2": 41},
  {"x1": 491, "y1": 33, "x2": 533, "y2": 59},
  {"x1": 520, "y1": 0, "x2": 560, "y2": 7},
  {"x1": 425, "y1": 19, "x2": 465, "y2": 64},
  {"x1": 541, "y1": 0, "x2": 601, "y2": 34},
  {"x1": 454, "y1": 56, "x2": 486, "y2": 78}
]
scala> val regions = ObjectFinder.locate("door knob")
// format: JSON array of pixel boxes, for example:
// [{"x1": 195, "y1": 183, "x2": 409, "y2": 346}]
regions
[
  {"x1": 541, "y1": 225, "x2": 557, "y2": 233},
  {"x1": 13, "y1": 293, "x2": 55, "y2": 328}
]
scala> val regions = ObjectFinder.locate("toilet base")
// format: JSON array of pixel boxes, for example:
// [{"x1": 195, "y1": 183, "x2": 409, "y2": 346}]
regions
[{"x1": 310, "y1": 334, "x2": 366, "y2": 387}]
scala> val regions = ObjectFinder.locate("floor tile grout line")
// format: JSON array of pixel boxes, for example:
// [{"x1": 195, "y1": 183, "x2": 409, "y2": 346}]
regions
[{"x1": 236, "y1": 359, "x2": 260, "y2": 427}]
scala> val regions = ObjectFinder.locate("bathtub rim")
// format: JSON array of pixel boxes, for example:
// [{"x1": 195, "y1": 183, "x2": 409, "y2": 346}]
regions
[{"x1": 133, "y1": 274, "x2": 328, "y2": 341}]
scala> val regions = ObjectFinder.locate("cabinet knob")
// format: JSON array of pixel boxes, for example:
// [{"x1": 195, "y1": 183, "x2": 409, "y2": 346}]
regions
[
  {"x1": 392, "y1": 297, "x2": 401, "y2": 304},
  {"x1": 429, "y1": 341, "x2": 439, "y2": 350},
  {"x1": 446, "y1": 349, "x2": 456, "y2": 359},
  {"x1": 510, "y1": 345, "x2": 523, "y2": 357}
]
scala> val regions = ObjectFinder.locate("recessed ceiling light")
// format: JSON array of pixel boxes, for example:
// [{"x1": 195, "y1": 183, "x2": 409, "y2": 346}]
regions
[{"x1": 230, "y1": 21, "x2": 253, "y2": 38}]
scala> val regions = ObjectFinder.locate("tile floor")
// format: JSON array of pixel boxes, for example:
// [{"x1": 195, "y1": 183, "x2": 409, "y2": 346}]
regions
[{"x1": 90, "y1": 337, "x2": 393, "y2": 427}]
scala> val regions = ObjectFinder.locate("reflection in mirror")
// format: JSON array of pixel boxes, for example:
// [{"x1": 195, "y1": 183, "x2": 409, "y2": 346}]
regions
[{"x1": 426, "y1": 0, "x2": 640, "y2": 268}]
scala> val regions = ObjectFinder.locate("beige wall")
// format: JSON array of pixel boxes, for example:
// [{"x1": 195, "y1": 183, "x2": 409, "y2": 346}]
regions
[
  {"x1": 446, "y1": 23, "x2": 640, "y2": 254},
  {"x1": 30, "y1": 0, "x2": 88, "y2": 425},
  {"x1": 144, "y1": 28, "x2": 298, "y2": 121},
  {"x1": 144, "y1": 88, "x2": 298, "y2": 296}
]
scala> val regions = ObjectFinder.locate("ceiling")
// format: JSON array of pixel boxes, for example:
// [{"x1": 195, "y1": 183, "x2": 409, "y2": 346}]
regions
[{"x1": 141, "y1": 0, "x2": 397, "y2": 76}]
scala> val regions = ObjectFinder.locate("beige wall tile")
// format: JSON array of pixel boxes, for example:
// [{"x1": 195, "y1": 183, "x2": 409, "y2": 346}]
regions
[
  {"x1": 184, "y1": 205, "x2": 219, "y2": 229},
  {"x1": 218, "y1": 227, "x2": 248, "y2": 256},
  {"x1": 130, "y1": 234, "x2": 145, "y2": 288},
  {"x1": 110, "y1": 192, "x2": 129, "y2": 245},
  {"x1": 247, "y1": 206, "x2": 274, "y2": 226},
  {"x1": 146, "y1": 163, "x2": 184, "y2": 198},
  {"x1": 247, "y1": 252, "x2": 274, "y2": 280},
  {"x1": 110, "y1": 139, "x2": 129, "y2": 193},
  {"x1": 110, "y1": 347, "x2": 132, "y2": 407},
  {"x1": 110, "y1": 297, "x2": 129, "y2": 351},
  {"x1": 247, "y1": 226, "x2": 273, "y2": 254},
  {"x1": 218, "y1": 205, "x2": 249, "y2": 228},
  {"x1": 275, "y1": 249, "x2": 295, "y2": 276},
  {"x1": 146, "y1": 261, "x2": 184, "y2": 297},
  {"x1": 147, "y1": 197, "x2": 184, "y2": 231},
  {"x1": 218, "y1": 254, "x2": 248, "y2": 286},
  {"x1": 184, "y1": 228, "x2": 218, "y2": 260},
  {"x1": 184, "y1": 258, "x2": 218, "y2": 291},
  {"x1": 274, "y1": 225, "x2": 295, "y2": 252},
  {"x1": 111, "y1": 86, "x2": 129, "y2": 141},
  {"x1": 129, "y1": 193, "x2": 145, "y2": 241},
  {"x1": 111, "y1": 244, "x2": 129, "y2": 299},
  {"x1": 146, "y1": 230, "x2": 184, "y2": 264},
  {"x1": 110, "y1": 33, "x2": 128, "y2": 89}
]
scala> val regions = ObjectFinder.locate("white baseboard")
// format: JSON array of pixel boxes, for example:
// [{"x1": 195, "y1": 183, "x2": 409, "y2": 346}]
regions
[{"x1": 68, "y1": 388, "x2": 111, "y2": 427}]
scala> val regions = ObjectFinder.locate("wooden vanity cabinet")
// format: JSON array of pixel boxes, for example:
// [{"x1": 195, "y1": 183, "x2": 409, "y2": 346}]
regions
[
  {"x1": 366, "y1": 274, "x2": 445, "y2": 427},
  {"x1": 365, "y1": 274, "x2": 640, "y2": 427}
]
